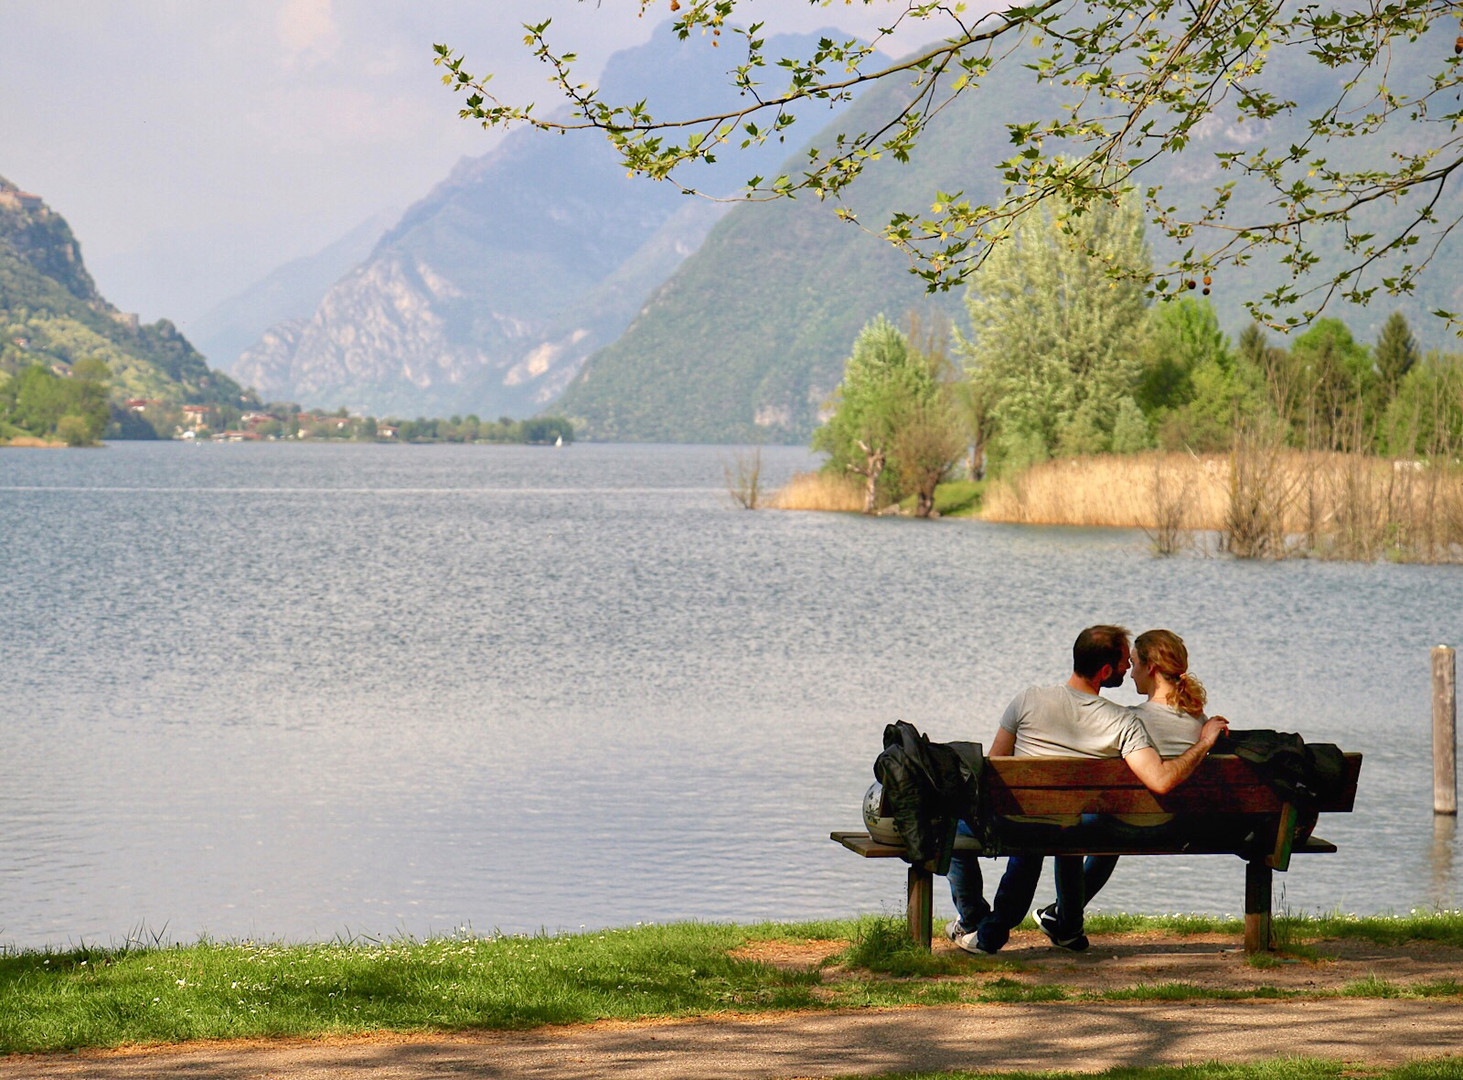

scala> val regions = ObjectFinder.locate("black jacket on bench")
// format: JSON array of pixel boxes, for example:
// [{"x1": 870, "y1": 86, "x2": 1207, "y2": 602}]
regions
[
  {"x1": 1219, "y1": 729, "x2": 1350, "y2": 809},
  {"x1": 873, "y1": 720, "x2": 984, "y2": 874}
]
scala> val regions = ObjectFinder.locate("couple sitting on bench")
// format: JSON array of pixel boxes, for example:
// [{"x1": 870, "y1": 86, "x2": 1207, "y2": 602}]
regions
[{"x1": 947, "y1": 624, "x2": 1229, "y2": 955}]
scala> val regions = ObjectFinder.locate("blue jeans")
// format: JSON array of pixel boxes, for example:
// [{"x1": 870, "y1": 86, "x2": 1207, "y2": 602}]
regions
[{"x1": 947, "y1": 821, "x2": 1086, "y2": 950}]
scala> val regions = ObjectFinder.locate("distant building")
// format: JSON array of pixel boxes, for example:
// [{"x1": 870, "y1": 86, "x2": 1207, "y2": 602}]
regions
[
  {"x1": 181, "y1": 405, "x2": 212, "y2": 429},
  {"x1": 0, "y1": 190, "x2": 43, "y2": 212},
  {"x1": 377, "y1": 425, "x2": 399, "y2": 439},
  {"x1": 125, "y1": 398, "x2": 163, "y2": 413}
]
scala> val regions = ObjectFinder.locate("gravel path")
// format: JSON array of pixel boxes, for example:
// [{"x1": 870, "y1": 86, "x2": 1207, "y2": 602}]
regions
[{"x1": 5, "y1": 999, "x2": 1461, "y2": 1080}]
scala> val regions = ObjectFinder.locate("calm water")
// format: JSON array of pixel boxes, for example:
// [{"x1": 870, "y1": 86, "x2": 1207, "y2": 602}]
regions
[{"x1": 1, "y1": 441, "x2": 1459, "y2": 950}]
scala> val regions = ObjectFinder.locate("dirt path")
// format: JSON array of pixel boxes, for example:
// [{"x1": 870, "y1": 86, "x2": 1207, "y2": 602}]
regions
[
  {"x1": 6, "y1": 1000, "x2": 1461, "y2": 1080},
  {"x1": 5, "y1": 934, "x2": 1461, "y2": 1079}
]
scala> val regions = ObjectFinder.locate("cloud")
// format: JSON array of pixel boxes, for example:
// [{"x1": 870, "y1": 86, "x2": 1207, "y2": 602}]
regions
[{"x1": 277, "y1": 0, "x2": 339, "y2": 67}]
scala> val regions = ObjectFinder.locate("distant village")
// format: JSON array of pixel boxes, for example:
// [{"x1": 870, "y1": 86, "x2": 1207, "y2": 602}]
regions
[{"x1": 119, "y1": 399, "x2": 573, "y2": 445}]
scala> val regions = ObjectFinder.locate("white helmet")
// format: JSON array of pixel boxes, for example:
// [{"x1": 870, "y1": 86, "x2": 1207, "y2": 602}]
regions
[{"x1": 862, "y1": 781, "x2": 902, "y2": 845}]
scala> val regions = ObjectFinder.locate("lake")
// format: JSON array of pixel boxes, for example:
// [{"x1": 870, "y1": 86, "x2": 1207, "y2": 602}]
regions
[{"x1": 1, "y1": 440, "x2": 1459, "y2": 950}]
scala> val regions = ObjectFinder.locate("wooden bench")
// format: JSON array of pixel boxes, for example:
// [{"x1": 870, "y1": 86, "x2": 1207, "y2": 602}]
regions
[{"x1": 832, "y1": 752, "x2": 1362, "y2": 953}]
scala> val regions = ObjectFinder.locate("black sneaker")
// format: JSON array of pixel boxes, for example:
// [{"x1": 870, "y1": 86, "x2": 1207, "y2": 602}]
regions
[{"x1": 1034, "y1": 903, "x2": 1089, "y2": 952}]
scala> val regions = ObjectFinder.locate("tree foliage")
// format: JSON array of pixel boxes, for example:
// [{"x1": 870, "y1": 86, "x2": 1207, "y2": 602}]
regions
[
  {"x1": 437, "y1": 0, "x2": 1463, "y2": 331},
  {"x1": 1375, "y1": 310, "x2": 1421, "y2": 398},
  {"x1": 0, "y1": 360, "x2": 110, "y2": 445},
  {"x1": 813, "y1": 314, "x2": 956, "y2": 513},
  {"x1": 959, "y1": 187, "x2": 1150, "y2": 474}
]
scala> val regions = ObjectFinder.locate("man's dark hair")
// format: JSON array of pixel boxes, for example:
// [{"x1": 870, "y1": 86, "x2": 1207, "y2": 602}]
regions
[{"x1": 1072, "y1": 624, "x2": 1131, "y2": 679}]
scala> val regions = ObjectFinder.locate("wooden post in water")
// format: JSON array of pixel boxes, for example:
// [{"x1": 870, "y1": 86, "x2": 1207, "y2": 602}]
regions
[{"x1": 1435, "y1": 645, "x2": 1457, "y2": 816}]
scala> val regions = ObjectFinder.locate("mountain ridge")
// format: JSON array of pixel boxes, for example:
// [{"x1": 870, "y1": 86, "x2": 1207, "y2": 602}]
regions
[{"x1": 229, "y1": 23, "x2": 859, "y2": 419}]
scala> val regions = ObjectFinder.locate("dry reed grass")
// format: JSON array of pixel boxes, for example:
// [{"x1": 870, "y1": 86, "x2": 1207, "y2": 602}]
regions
[
  {"x1": 981, "y1": 450, "x2": 1463, "y2": 562},
  {"x1": 980, "y1": 452, "x2": 1230, "y2": 528},
  {"x1": 766, "y1": 470, "x2": 866, "y2": 512}
]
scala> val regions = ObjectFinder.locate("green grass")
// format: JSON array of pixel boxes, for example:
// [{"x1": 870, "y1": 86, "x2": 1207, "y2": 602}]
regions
[
  {"x1": 893, "y1": 479, "x2": 985, "y2": 518},
  {"x1": 1084, "y1": 912, "x2": 1245, "y2": 935},
  {"x1": 0, "y1": 924, "x2": 822, "y2": 1053},
  {"x1": 934, "y1": 479, "x2": 984, "y2": 517},
  {"x1": 3, "y1": 911, "x2": 1462, "y2": 1055},
  {"x1": 1269, "y1": 910, "x2": 1463, "y2": 948}
]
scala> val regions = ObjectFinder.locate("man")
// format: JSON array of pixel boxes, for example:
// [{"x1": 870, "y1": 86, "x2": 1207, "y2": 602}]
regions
[{"x1": 947, "y1": 625, "x2": 1228, "y2": 954}]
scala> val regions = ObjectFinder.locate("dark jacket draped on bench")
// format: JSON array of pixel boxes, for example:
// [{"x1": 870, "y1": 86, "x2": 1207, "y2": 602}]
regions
[{"x1": 872, "y1": 720, "x2": 984, "y2": 873}]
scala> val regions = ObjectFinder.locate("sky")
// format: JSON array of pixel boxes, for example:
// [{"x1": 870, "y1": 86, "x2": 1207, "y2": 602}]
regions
[{"x1": 0, "y1": 1, "x2": 941, "y2": 331}]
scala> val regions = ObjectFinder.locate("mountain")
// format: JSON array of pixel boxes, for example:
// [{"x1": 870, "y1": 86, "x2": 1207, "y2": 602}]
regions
[
  {"x1": 190, "y1": 206, "x2": 400, "y2": 374},
  {"x1": 0, "y1": 175, "x2": 252, "y2": 411},
  {"x1": 234, "y1": 22, "x2": 857, "y2": 419},
  {"x1": 557, "y1": 33, "x2": 1463, "y2": 443}
]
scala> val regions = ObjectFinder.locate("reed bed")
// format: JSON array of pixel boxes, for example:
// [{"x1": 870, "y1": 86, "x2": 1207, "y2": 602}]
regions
[
  {"x1": 766, "y1": 470, "x2": 866, "y2": 512},
  {"x1": 981, "y1": 452, "x2": 1228, "y2": 530},
  {"x1": 980, "y1": 449, "x2": 1463, "y2": 562}
]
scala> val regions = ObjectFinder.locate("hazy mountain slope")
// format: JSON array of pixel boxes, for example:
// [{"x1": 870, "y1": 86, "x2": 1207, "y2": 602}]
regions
[
  {"x1": 0, "y1": 175, "x2": 251, "y2": 407},
  {"x1": 237, "y1": 23, "x2": 855, "y2": 419},
  {"x1": 557, "y1": 34, "x2": 1463, "y2": 443},
  {"x1": 191, "y1": 207, "x2": 399, "y2": 373}
]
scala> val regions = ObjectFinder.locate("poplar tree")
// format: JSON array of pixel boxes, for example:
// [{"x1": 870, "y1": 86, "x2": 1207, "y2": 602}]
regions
[{"x1": 959, "y1": 190, "x2": 1149, "y2": 474}]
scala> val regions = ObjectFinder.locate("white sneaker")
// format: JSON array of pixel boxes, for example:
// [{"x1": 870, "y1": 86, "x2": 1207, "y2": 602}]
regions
[
  {"x1": 953, "y1": 930, "x2": 999, "y2": 956},
  {"x1": 944, "y1": 918, "x2": 967, "y2": 942}
]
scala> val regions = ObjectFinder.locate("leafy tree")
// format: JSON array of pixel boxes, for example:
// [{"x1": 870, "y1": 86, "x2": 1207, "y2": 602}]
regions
[
  {"x1": 1374, "y1": 311, "x2": 1420, "y2": 402},
  {"x1": 1383, "y1": 352, "x2": 1463, "y2": 456},
  {"x1": 1138, "y1": 299, "x2": 1266, "y2": 451},
  {"x1": 1136, "y1": 299, "x2": 1227, "y2": 414},
  {"x1": 893, "y1": 390, "x2": 966, "y2": 517},
  {"x1": 959, "y1": 188, "x2": 1149, "y2": 474},
  {"x1": 813, "y1": 315, "x2": 943, "y2": 513},
  {"x1": 952, "y1": 375, "x2": 997, "y2": 480},
  {"x1": 0, "y1": 360, "x2": 109, "y2": 445},
  {"x1": 1284, "y1": 318, "x2": 1375, "y2": 450},
  {"x1": 437, "y1": 0, "x2": 1463, "y2": 330},
  {"x1": 520, "y1": 416, "x2": 576, "y2": 444}
]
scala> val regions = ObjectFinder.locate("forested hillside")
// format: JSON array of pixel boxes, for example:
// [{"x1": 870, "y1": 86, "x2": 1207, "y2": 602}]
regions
[
  {"x1": 0, "y1": 175, "x2": 255, "y2": 443},
  {"x1": 556, "y1": 33, "x2": 1463, "y2": 444}
]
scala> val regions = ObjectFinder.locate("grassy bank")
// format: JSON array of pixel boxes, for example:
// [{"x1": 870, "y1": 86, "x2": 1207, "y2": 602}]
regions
[{"x1": 3, "y1": 911, "x2": 1462, "y2": 1054}]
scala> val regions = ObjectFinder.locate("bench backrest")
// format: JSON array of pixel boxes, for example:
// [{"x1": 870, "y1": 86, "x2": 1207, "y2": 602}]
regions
[{"x1": 984, "y1": 753, "x2": 1362, "y2": 817}]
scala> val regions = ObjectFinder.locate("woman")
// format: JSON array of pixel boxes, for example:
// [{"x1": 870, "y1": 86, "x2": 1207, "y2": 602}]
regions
[{"x1": 1080, "y1": 628, "x2": 1212, "y2": 902}]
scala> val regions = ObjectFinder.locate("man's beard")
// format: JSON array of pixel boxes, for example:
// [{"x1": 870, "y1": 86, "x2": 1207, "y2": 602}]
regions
[{"x1": 1102, "y1": 668, "x2": 1126, "y2": 688}]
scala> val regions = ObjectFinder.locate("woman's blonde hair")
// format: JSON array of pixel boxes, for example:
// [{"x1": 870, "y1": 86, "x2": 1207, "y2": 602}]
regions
[{"x1": 1135, "y1": 629, "x2": 1207, "y2": 718}]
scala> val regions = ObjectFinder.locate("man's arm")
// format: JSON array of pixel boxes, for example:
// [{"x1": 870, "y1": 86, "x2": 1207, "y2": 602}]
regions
[
  {"x1": 988, "y1": 727, "x2": 1016, "y2": 756},
  {"x1": 1123, "y1": 717, "x2": 1229, "y2": 795}
]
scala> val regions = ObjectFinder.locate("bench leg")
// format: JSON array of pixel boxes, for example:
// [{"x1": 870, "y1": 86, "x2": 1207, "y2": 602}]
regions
[
  {"x1": 907, "y1": 866, "x2": 933, "y2": 949},
  {"x1": 1244, "y1": 859, "x2": 1273, "y2": 953}
]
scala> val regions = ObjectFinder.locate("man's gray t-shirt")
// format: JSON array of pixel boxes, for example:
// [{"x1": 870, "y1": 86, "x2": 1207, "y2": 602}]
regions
[
  {"x1": 998, "y1": 685, "x2": 1155, "y2": 824},
  {"x1": 999, "y1": 685, "x2": 1154, "y2": 759}
]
